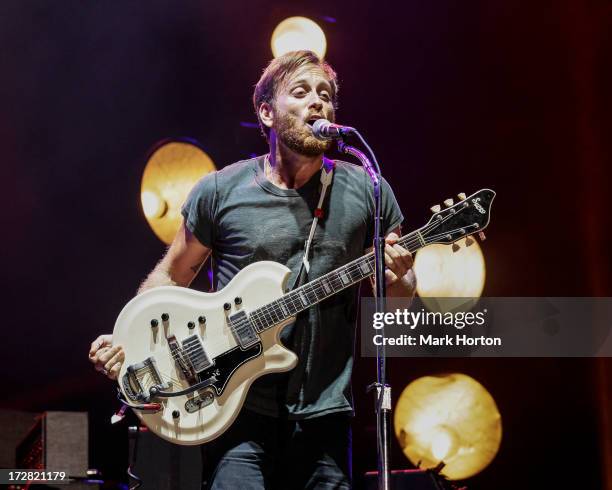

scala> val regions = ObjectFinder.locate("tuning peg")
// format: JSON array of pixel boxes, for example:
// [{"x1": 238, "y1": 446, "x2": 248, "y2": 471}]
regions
[
  {"x1": 478, "y1": 231, "x2": 486, "y2": 241},
  {"x1": 457, "y1": 192, "x2": 467, "y2": 201},
  {"x1": 430, "y1": 204, "x2": 441, "y2": 213},
  {"x1": 465, "y1": 236, "x2": 475, "y2": 247},
  {"x1": 443, "y1": 198, "x2": 454, "y2": 207},
  {"x1": 452, "y1": 242, "x2": 460, "y2": 253}
]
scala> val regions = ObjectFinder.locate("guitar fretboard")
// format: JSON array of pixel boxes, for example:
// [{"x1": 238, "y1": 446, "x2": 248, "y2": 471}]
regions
[{"x1": 247, "y1": 229, "x2": 424, "y2": 332}]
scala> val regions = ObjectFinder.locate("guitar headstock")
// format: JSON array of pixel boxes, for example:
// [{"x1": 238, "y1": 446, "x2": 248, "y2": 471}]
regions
[{"x1": 421, "y1": 189, "x2": 496, "y2": 246}]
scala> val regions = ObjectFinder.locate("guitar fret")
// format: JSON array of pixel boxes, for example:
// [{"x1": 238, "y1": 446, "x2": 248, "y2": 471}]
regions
[
  {"x1": 305, "y1": 287, "x2": 318, "y2": 303},
  {"x1": 347, "y1": 266, "x2": 362, "y2": 281},
  {"x1": 309, "y1": 283, "x2": 322, "y2": 301},
  {"x1": 298, "y1": 291, "x2": 308, "y2": 306},
  {"x1": 262, "y1": 307, "x2": 274, "y2": 325},
  {"x1": 339, "y1": 270, "x2": 350, "y2": 285},
  {"x1": 269, "y1": 303, "x2": 281, "y2": 322},
  {"x1": 359, "y1": 261, "x2": 371, "y2": 275},
  {"x1": 270, "y1": 304, "x2": 281, "y2": 322},
  {"x1": 280, "y1": 302, "x2": 289, "y2": 316}
]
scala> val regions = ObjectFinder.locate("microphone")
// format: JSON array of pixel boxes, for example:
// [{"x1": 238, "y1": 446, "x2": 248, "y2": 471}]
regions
[{"x1": 311, "y1": 119, "x2": 355, "y2": 140}]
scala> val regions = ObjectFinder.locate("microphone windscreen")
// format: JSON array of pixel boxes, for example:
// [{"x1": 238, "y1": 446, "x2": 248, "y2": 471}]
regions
[{"x1": 312, "y1": 119, "x2": 332, "y2": 140}]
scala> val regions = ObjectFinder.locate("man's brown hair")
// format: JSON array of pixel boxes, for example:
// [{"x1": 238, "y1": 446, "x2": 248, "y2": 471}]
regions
[{"x1": 253, "y1": 50, "x2": 339, "y2": 140}]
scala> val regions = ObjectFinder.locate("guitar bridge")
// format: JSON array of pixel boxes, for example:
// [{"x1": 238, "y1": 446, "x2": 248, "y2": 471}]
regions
[
  {"x1": 167, "y1": 335, "x2": 195, "y2": 381},
  {"x1": 122, "y1": 357, "x2": 171, "y2": 403}
]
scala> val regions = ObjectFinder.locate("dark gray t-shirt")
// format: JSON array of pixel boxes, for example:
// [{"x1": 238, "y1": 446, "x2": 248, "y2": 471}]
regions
[{"x1": 181, "y1": 155, "x2": 403, "y2": 419}]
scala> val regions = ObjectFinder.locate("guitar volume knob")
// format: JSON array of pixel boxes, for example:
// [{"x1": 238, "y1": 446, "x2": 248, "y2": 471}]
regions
[{"x1": 224, "y1": 303, "x2": 231, "y2": 311}]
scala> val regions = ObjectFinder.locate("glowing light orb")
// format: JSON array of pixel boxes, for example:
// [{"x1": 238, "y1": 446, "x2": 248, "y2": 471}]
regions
[
  {"x1": 394, "y1": 373, "x2": 502, "y2": 480},
  {"x1": 271, "y1": 17, "x2": 327, "y2": 59},
  {"x1": 141, "y1": 140, "x2": 216, "y2": 245},
  {"x1": 414, "y1": 237, "x2": 486, "y2": 299}
]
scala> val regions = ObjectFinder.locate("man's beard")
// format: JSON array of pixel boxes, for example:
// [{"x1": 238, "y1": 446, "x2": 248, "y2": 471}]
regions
[{"x1": 274, "y1": 112, "x2": 332, "y2": 156}]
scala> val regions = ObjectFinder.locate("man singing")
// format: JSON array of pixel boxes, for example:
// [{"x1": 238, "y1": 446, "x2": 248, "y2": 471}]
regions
[{"x1": 90, "y1": 50, "x2": 416, "y2": 489}]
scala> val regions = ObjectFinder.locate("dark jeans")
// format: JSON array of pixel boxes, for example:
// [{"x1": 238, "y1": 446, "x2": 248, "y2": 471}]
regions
[{"x1": 201, "y1": 409, "x2": 352, "y2": 490}]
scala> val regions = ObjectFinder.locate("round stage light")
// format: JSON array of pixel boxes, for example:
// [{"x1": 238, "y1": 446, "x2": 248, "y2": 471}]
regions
[
  {"x1": 414, "y1": 237, "x2": 486, "y2": 303},
  {"x1": 141, "y1": 190, "x2": 167, "y2": 219},
  {"x1": 271, "y1": 17, "x2": 327, "y2": 59},
  {"x1": 141, "y1": 139, "x2": 216, "y2": 245},
  {"x1": 394, "y1": 373, "x2": 502, "y2": 480}
]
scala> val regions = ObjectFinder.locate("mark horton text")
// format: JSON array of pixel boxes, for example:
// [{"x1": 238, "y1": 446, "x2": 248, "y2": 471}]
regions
[{"x1": 372, "y1": 333, "x2": 501, "y2": 347}]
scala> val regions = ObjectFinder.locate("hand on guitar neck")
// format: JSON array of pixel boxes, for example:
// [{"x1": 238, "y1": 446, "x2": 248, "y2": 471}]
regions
[{"x1": 377, "y1": 229, "x2": 417, "y2": 298}]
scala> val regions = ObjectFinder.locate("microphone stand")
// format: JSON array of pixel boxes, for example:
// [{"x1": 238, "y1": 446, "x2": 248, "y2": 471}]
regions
[{"x1": 338, "y1": 138, "x2": 391, "y2": 490}]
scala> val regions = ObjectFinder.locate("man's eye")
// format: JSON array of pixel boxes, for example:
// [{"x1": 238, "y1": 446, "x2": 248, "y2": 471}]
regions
[
  {"x1": 319, "y1": 92, "x2": 331, "y2": 101},
  {"x1": 292, "y1": 89, "x2": 307, "y2": 97}
]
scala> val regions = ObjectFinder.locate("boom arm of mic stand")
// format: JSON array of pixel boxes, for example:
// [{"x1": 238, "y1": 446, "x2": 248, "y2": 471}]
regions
[
  {"x1": 337, "y1": 138, "x2": 391, "y2": 490},
  {"x1": 337, "y1": 141, "x2": 380, "y2": 187}
]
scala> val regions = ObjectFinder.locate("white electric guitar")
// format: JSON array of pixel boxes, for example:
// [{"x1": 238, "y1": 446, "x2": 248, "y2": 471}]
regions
[{"x1": 112, "y1": 189, "x2": 495, "y2": 445}]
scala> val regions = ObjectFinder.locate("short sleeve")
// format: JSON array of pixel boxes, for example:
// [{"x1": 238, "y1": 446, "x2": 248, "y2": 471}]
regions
[
  {"x1": 180, "y1": 171, "x2": 218, "y2": 248},
  {"x1": 364, "y1": 175, "x2": 404, "y2": 247}
]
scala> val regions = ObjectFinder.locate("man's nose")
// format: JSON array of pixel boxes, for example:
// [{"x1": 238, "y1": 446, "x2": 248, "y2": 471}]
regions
[{"x1": 308, "y1": 93, "x2": 323, "y2": 110}]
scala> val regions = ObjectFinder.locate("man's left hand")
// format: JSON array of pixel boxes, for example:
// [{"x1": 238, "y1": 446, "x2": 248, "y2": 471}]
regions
[{"x1": 383, "y1": 232, "x2": 417, "y2": 297}]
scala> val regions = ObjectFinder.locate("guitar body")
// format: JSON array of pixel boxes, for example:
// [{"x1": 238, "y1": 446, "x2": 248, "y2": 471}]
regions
[{"x1": 113, "y1": 261, "x2": 297, "y2": 445}]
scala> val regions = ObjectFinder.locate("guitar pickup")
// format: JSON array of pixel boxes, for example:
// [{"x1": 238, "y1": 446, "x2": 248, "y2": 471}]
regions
[
  {"x1": 229, "y1": 310, "x2": 259, "y2": 349},
  {"x1": 181, "y1": 334, "x2": 213, "y2": 374}
]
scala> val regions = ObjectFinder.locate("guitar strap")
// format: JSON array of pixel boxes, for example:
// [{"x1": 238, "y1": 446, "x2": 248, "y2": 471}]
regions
[{"x1": 290, "y1": 157, "x2": 334, "y2": 291}]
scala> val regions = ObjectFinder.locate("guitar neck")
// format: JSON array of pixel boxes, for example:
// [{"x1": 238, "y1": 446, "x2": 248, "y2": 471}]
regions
[{"x1": 248, "y1": 228, "x2": 425, "y2": 333}]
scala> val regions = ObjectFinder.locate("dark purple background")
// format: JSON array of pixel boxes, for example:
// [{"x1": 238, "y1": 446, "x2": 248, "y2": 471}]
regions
[{"x1": 1, "y1": 1, "x2": 611, "y2": 488}]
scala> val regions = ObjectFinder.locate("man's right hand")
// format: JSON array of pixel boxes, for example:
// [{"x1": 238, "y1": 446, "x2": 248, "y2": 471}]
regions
[{"x1": 89, "y1": 334, "x2": 124, "y2": 381}]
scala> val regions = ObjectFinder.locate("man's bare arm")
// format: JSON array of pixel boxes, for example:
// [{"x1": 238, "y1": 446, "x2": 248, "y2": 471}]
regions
[
  {"x1": 138, "y1": 220, "x2": 212, "y2": 294},
  {"x1": 90, "y1": 220, "x2": 211, "y2": 380}
]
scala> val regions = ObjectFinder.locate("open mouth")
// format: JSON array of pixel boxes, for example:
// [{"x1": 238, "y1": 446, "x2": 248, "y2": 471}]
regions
[{"x1": 306, "y1": 115, "x2": 323, "y2": 127}]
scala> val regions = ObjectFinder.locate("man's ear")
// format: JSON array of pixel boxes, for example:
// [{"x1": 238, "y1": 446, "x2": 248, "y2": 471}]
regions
[{"x1": 259, "y1": 102, "x2": 274, "y2": 130}]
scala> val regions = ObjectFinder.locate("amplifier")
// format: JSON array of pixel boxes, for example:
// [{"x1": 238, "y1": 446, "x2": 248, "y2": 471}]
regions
[{"x1": 16, "y1": 411, "x2": 88, "y2": 478}]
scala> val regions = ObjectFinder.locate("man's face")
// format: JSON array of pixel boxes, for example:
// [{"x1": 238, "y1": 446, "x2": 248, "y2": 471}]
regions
[{"x1": 271, "y1": 64, "x2": 336, "y2": 156}]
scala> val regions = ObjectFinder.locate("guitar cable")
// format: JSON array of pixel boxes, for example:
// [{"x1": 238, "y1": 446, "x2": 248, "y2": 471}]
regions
[{"x1": 112, "y1": 390, "x2": 162, "y2": 424}]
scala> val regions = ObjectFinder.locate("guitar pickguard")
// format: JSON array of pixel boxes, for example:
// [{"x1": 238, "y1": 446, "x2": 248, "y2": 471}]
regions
[{"x1": 203, "y1": 342, "x2": 263, "y2": 397}]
